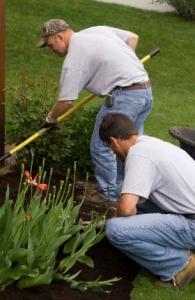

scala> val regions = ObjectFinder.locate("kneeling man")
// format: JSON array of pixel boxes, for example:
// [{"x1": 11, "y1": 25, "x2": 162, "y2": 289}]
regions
[{"x1": 99, "y1": 112, "x2": 195, "y2": 288}]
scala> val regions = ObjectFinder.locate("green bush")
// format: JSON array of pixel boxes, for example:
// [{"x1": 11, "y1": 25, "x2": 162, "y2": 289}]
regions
[
  {"x1": 154, "y1": 0, "x2": 195, "y2": 19},
  {"x1": 70, "y1": 105, "x2": 100, "y2": 175},
  {"x1": 6, "y1": 74, "x2": 100, "y2": 174},
  {"x1": 6, "y1": 73, "x2": 72, "y2": 170}
]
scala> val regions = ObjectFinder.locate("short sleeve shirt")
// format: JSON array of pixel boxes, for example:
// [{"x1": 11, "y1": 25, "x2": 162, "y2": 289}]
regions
[
  {"x1": 122, "y1": 135, "x2": 195, "y2": 214},
  {"x1": 58, "y1": 26, "x2": 149, "y2": 100}
]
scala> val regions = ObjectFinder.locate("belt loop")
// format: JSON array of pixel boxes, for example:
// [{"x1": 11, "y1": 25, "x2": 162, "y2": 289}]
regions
[{"x1": 105, "y1": 94, "x2": 113, "y2": 107}]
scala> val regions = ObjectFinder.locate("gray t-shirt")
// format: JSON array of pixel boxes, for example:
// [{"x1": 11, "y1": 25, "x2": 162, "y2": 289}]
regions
[
  {"x1": 122, "y1": 135, "x2": 195, "y2": 214},
  {"x1": 58, "y1": 26, "x2": 149, "y2": 100}
]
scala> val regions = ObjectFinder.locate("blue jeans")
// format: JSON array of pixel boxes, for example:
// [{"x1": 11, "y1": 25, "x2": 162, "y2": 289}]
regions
[
  {"x1": 105, "y1": 201, "x2": 195, "y2": 281},
  {"x1": 90, "y1": 87, "x2": 153, "y2": 201}
]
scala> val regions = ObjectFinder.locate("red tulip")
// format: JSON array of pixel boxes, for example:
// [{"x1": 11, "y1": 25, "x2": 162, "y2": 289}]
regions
[{"x1": 24, "y1": 170, "x2": 47, "y2": 190}]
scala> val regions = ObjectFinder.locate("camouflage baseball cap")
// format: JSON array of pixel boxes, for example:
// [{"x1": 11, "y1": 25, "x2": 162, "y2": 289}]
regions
[{"x1": 37, "y1": 19, "x2": 69, "y2": 48}]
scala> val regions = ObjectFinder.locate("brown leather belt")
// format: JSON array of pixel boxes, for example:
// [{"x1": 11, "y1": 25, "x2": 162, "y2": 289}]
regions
[{"x1": 121, "y1": 81, "x2": 151, "y2": 90}]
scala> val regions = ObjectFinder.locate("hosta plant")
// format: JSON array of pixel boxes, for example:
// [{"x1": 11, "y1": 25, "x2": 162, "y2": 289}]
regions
[{"x1": 0, "y1": 161, "x2": 120, "y2": 292}]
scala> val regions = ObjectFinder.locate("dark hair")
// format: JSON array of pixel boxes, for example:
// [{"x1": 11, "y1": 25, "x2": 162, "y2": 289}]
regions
[{"x1": 99, "y1": 113, "x2": 138, "y2": 144}]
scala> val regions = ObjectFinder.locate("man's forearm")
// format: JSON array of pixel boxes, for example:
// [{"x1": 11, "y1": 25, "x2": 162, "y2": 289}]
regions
[
  {"x1": 48, "y1": 100, "x2": 73, "y2": 119},
  {"x1": 116, "y1": 193, "x2": 139, "y2": 217},
  {"x1": 117, "y1": 206, "x2": 137, "y2": 217}
]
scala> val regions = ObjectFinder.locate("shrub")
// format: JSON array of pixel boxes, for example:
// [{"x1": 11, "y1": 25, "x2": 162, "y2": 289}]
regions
[
  {"x1": 6, "y1": 73, "x2": 73, "y2": 170},
  {"x1": 154, "y1": 0, "x2": 195, "y2": 19},
  {"x1": 6, "y1": 73, "x2": 101, "y2": 174},
  {"x1": 70, "y1": 104, "x2": 101, "y2": 175}
]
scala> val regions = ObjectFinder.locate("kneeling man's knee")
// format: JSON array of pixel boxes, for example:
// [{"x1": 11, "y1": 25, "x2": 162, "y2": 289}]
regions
[{"x1": 105, "y1": 218, "x2": 120, "y2": 241}]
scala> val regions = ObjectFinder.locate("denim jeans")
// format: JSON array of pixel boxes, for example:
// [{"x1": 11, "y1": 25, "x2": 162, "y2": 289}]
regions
[
  {"x1": 90, "y1": 87, "x2": 153, "y2": 201},
  {"x1": 105, "y1": 201, "x2": 195, "y2": 281}
]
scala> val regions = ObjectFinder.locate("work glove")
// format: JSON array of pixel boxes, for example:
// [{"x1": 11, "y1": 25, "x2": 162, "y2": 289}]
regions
[{"x1": 40, "y1": 115, "x2": 58, "y2": 129}]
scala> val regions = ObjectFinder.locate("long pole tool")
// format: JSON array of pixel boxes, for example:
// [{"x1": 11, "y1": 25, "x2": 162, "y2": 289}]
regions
[{"x1": 0, "y1": 48, "x2": 160, "y2": 164}]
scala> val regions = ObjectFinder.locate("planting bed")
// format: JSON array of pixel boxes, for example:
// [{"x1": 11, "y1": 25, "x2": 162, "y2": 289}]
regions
[{"x1": 0, "y1": 168, "x2": 139, "y2": 300}]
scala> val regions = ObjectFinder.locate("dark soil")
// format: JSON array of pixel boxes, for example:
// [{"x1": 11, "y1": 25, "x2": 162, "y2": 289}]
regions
[{"x1": 0, "y1": 168, "x2": 139, "y2": 300}]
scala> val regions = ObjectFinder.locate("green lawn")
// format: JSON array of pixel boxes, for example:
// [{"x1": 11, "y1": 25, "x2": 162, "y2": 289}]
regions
[
  {"x1": 6, "y1": 0, "x2": 195, "y2": 143},
  {"x1": 131, "y1": 269, "x2": 195, "y2": 300},
  {"x1": 6, "y1": 0, "x2": 195, "y2": 141},
  {"x1": 6, "y1": 1, "x2": 195, "y2": 299}
]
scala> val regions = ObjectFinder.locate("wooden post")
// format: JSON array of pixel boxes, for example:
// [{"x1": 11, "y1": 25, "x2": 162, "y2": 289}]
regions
[{"x1": 0, "y1": 0, "x2": 5, "y2": 156}]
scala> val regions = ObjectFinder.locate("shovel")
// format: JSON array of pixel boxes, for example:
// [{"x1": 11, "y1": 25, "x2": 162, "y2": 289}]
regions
[{"x1": 0, "y1": 48, "x2": 160, "y2": 164}]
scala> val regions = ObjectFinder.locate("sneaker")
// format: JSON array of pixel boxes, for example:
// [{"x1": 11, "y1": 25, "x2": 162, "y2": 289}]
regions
[
  {"x1": 85, "y1": 191, "x2": 105, "y2": 204},
  {"x1": 156, "y1": 253, "x2": 195, "y2": 289},
  {"x1": 106, "y1": 201, "x2": 118, "y2": 217},
  {"x1": 84, "y1": 191, "x2": 118, "y2": 217},
  {"x1": 85, "y1": 191, "x2": 118, "y2": 205},
  {"x1": 155, "y1": 279, "x2": 173, "y2": 288},
  {"x1": 173, "y1": 253, "x2": 195, "y2": 288},
  {"x1": 106, "y1": 200, "x2": 117, "y2": 210}
]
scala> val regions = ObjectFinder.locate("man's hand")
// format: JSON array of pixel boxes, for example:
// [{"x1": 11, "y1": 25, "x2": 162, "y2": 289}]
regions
[
  {"x1": 41, "y1": 114, "x2": 58, "y2": 129},
  {"x1": 40, "y1": 100, "x2": 73, "y2": 129}
]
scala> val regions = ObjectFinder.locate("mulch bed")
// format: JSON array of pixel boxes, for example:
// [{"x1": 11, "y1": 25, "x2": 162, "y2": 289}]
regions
[{"x1": 0, "y1": 167, "x2": 139, "y2": 300}]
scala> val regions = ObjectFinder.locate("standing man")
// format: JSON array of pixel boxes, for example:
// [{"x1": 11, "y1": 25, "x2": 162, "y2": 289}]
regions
[
  {"x1": 99, "y1": 112, "x2": 195, "y2": 288},
  {"x1": 37, "y1": 19, "x2": 153, "y2": 203}
]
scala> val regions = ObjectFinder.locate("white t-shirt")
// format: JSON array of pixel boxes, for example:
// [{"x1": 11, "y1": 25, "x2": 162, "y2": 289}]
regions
[
  {"x1": 58, "y1": 26, "x2": 149, "y2": 100},
  {"x1": 122, "y1": 135, "x2": 195, "y2": 214}
]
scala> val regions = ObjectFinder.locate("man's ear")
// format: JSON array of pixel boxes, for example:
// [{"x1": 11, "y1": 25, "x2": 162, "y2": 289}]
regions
[
  {"x1": 110, "y1": 136, "x2": 119, "y2": 147},
  {"x1": 57, "y1": 32, "x2": 64, "y2": 42}
]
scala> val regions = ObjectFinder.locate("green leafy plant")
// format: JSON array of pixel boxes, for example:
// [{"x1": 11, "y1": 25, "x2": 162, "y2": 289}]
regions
[
  {"x1": 153, "y1": 0, "x2": 195, "y2": 19},
  {"x1": 0, "y1": 160, "x2": 120, "y2": 292},
  {"x1": 6, "y1": 73, "x2": 100, "y2": 174},
  {"x1": 6, "y1": 73, "x2": 74, "y2": 170},
  {"x1": 70, "y1": 104, "x2": 101, "y2": 174}
]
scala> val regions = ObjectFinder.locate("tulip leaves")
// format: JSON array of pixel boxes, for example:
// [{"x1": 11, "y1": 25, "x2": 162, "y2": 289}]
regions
[{"x1": 0, "y1": 165, "x2": 120, "y2": 292}]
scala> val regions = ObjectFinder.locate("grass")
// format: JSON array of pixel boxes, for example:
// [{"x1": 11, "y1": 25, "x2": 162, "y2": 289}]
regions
[
  {"x1": 131, "y1": 269, "x2": 195, "y2": 300},
  {"x1": 6, "y1": 0, "x2": 195, "y2": 298},
  {"x1": 6, "y1": 0, "x2": 195, "y2": 142}
]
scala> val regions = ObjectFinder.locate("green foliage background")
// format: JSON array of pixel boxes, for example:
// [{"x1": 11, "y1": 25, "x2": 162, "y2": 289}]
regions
[{"x1": 154, "y1": 0, "x2": 195, "y2": 19}]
